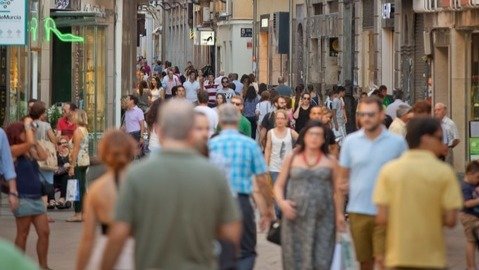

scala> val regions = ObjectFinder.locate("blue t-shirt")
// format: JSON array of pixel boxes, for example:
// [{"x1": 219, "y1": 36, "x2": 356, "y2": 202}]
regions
[
  {"x1": 339, "y1": 129, "x2": 407, "y2": 215},
  {"x1": 461, "y1": 181, "x2": 479, "y2": 217}
]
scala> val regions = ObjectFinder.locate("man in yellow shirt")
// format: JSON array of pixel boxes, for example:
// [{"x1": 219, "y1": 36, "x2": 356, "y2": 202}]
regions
[{"x1": 373, "y1": 117, "x2": 462, "y2": 269}]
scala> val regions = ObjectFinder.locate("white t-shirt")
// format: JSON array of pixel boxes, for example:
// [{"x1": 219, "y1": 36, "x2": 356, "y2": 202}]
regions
[
  {"x1": 216, "y1": 88, "x2": 236, "y2": 103},
  {"x1": 194, "y1": 105, "x2": 219, "y2": 137},
  {"x1": 183, "y1": 80, "x2": 201, "y2": 103}
]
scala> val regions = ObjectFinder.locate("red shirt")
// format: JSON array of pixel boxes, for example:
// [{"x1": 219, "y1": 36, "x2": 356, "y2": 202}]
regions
[{"x1": 56, "y1": 117, "x2": 77, "y2": 140}]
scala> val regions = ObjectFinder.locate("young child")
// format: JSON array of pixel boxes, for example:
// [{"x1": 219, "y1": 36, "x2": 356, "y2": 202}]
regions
[{"x1": 460, "y1": 160, "x2": 479, "y2": 270}]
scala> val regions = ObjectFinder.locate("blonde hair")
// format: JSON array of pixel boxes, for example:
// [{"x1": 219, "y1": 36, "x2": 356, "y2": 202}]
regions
[
  {"x1": 275, "y1": 109, "x2": 288, "y2": 120},
  {"x1": 73, "y1": 109, "x2": 88, "y2": 127}
]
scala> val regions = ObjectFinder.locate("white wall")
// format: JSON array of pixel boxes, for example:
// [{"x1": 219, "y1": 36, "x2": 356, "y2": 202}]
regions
[{"x1": 216, "y1": 20, "x2": 253, "y2": 75}]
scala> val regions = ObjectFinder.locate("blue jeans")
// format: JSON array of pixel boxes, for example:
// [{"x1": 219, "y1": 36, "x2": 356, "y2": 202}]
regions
[{"x1": 237, "y1": 255, "x2": 256, "y2": 270}]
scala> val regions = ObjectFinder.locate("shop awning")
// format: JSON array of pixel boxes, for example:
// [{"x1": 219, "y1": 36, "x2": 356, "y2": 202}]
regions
[{"x1": 50, "y1": 11, "x2": 108, "y2": 27}]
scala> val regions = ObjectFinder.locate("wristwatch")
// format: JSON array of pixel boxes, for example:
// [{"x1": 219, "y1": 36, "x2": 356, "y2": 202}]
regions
[{"x1": 8, "y1": 191, "x2": 18, "y2": 197}]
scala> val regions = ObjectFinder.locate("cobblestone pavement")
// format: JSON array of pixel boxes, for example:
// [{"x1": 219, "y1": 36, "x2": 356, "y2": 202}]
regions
[{"x1": 0, "y1": 202, "x2": 466, "y2": 270}]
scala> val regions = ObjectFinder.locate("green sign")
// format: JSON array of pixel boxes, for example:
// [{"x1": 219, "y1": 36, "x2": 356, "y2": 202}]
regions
[
  {"x1": 29, "y1": 17, "x2": 84, "y2": 43},
  {"x1": 470, "y1": 138, "x2": 479, "y2": 156}
]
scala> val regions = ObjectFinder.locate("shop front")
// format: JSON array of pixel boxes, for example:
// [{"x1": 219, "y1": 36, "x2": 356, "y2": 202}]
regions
[{"x1": 51, "y1": 0, "x2": 114, "y2": 154}]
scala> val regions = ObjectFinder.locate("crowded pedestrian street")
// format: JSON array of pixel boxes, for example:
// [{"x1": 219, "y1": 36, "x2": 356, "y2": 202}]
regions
[
  {"x1": 3, "y1": 1, "x2": 479, "y2": 270},
  {"x1": 0, "y1": 201, "x2": 470, "y2": 269}
]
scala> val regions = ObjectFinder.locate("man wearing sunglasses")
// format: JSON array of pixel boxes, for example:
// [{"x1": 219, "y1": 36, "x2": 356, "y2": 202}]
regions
[
  {"x1": 217, "y1": 78, "x2": 236, "y2": 104},
  {"x1": 337, "y1": 96, "x2": 407, "y2": 270},
  {"x1": 373, "y1": 117, "x2": 462, "y2": 270}
]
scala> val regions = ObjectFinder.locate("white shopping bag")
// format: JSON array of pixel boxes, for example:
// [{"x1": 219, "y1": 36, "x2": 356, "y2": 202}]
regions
[
  {"x1": 66, "y1": 179, "x2": 80, "y2": 201},
  {"x1": 331, "y1": 228, "x2": 359, "y2": 270}
]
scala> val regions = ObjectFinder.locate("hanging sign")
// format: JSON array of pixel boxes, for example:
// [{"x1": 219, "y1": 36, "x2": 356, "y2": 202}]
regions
[{"x1": 0, "y1": 0, "x2": 27, "y2": 45}]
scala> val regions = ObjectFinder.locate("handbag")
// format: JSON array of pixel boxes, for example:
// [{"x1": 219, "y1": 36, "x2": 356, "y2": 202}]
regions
[
  {"x1": 266, "y1": 220, "x2": 281, "y2": 245},
  {"x1": 266, "y1": 152, "x2": 296, "y2": 246},
  {"x1": 37, "y1": 139, "x2": 58, "y2": 171}
]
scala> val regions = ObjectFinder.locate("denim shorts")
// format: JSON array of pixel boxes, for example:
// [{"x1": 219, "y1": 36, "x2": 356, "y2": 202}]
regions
[{"x1": 13, "y1": 198, "x2": 46, "y2": 218}]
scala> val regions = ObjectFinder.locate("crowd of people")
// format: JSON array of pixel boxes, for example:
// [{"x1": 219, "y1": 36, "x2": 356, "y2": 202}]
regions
[{"x1": 0, "y1": 58, "x2": 475, "y2": 270}]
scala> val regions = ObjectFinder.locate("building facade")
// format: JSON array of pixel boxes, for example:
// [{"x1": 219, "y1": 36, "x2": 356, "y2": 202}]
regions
[
  {"x1": 1, "y1": 0, "x2": 140, "y2": 153},
  {"x1": 414, "y1": 1, "x2": 479, "y2": 172}
]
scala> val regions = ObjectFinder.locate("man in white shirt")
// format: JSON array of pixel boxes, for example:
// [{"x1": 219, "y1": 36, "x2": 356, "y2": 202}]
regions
[
  {"x1": 183, "y1": 70, "x2": 201, "y2": 104},
  {"x1": 385, "y1": 90, "x2": 408, "y2": 120},
  {"x1": 388, "y1": 104, "x2": 412, "y2": 137},
  {"x1": 195, "y1": 90, "x2": 219, "y2": 137},
  {"x1": 230, "y1": 73, "x2": 244, "y2": 95},
  {"x1": 217, "y1": 77, "x2": 236, "y2": 103},
  {"x1": 434, "y1": 102, "x2": 460, "y2": 164},
  {"x1": 162, "y1": 68, "x2": 181, "y2": 98},
  {"x1": 214, "y1": 71, "x2": 225, "y2": 89}
]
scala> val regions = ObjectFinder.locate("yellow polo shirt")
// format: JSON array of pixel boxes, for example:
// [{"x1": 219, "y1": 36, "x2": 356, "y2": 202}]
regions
[{"x1": 373, "y1": 150, "x2": 462, "y2": 268}]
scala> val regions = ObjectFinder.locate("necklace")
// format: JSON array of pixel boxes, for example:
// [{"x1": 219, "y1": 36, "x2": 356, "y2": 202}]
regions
[{"x1": 302, "y1": 152, "x2": 322, "y2": 168}]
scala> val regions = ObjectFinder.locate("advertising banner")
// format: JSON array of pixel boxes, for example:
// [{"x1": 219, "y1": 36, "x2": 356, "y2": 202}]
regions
[{"x1": 0, "y1": 0, "x2": 27, "y2": 45}]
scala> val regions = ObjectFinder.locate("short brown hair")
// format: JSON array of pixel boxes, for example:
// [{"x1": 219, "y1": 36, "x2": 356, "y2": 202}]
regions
[
  {"x1": 29, "y1": 101, "x2": 46, "y2": 120},
  {"x1": 466, "y1": 160, "x2": 479, "y2": 174},
  {"x1": 358, "y1": 96, "x2": 384, "y2": 111}
]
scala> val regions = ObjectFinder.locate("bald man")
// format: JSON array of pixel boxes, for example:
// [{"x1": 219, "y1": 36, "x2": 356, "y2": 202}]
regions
[{"x1": 434, "y1": 103, "x2": 460, "y2": 163}]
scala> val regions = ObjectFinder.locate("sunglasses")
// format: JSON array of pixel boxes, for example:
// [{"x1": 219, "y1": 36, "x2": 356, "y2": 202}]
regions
[
  {"x1": 232, "y1": 102, "x2": 242, "y2": 106},
  {"x1": 58, "y1": 141, "x2": 68, "y2": 145},
  {"x1": 356, "y1": 111, "x2": 377, "y2": 118}
]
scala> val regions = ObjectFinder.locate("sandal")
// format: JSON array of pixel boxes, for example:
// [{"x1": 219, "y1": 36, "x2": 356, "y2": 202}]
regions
[
  {"x1": 47, "y1": 200, "x2": 56, "y2": 210},
  {"x1": 66, "y1": 215, "x2": 83, "y2": 222},
  {"x1": 56, "y1": 199, "x2": 65, "y2": 209}
]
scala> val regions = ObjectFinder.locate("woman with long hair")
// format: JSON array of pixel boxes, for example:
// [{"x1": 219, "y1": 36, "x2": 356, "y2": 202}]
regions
[
  {"x1": 6, "y1": 117, "x2": 50, "y2": 269},
  {"x1": 243, "y1": 86, "x2": 260, "y2": 139},
  {"x1": 240, "y1": 74, "x2": 251, "y2": 93},
  {"x1": 249, "y1": 73, "x2": 259, "y2": 93},
  {"x1": 274, "y1": 121, "x2": 340, "y2": 269},
  {"x1": 265, "y1": 110, "x2": 299, "y2": 183},
  {"x1": 145, "y1": 98, "x2": 163, "y2": 152},
  {"x1": 149, "y1": 76, "x2": 164, "y2": 102},
  {"x1": 136, "y1": 80, "x2": 150, "y2": 112},
  {"x1": 215, "y1": 93, "x2": 227, "y2": 112},
  {"x1": 67, "y1": 110, "x2": 90, "y2": 222},
  {"x1": 76, "y1": 130, "x2": 136, "y2": 270}
]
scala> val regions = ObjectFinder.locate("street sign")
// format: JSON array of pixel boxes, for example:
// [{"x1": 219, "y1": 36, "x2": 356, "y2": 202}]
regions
[
  {"x1": 0, "y1": 0, "x2": 27, "y2": 45},
  {"x1": 200, "y1": 31, "x2": 214, "y2": 46},
  {"x1": 241, "y1": 28, "x2": 253, "y2": 38}
]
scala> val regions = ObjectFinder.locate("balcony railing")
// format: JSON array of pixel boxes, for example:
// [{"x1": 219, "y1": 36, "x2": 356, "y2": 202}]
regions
[{"x1": 414, "y1": 0, "x2": 479, "y2": 13}]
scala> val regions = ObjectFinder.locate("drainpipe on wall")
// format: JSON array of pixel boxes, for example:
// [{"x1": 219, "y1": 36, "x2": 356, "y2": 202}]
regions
[
  {"x1": 114, "y1": 0, "x2": 123, "y2": 127},
  {"x1": 253, "y1": 0, "x2": 257, "y2": 77},
  {"x1": 304, "y1": 0, "x2": 310, "y2": 86}
]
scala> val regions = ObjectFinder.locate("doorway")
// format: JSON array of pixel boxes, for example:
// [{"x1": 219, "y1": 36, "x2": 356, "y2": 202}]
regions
[{"x1": 52, "y1": 27, "x2": 72, "y2": 104}]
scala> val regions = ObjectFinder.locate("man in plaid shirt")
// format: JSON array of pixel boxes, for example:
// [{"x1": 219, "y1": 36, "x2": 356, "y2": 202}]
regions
[{"x1": 209, "y1": 104, "x2": 274, "y2": 270}]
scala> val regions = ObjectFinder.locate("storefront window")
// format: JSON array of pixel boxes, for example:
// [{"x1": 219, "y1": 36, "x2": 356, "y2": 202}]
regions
[
  {"x1": 8, "y1": 47, "x2": 28, "y2": 122},
  {"x1": 77, "y1": 26, "x2": 107, "y2": 154},
  {"x1": 472, "y1": 34, "x2": 479, "y2": 120}
]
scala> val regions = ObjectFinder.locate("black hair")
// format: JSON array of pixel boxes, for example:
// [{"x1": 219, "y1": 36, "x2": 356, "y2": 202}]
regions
[
  {"x1": 258, "y1": 83, "x2": 267, "y2": 95},
  {"x1": 405, "y1": 117, "x2": 442, "y2": 149},
  {"x1": 245, "y1": 86, "x2": 258, "y2": 102},
  {"x1": 296, "y1": 120, "x2": 330, "y2": 155},
  {"x1": 127, "y1": 95, "x2": 139, "y2": 105}
]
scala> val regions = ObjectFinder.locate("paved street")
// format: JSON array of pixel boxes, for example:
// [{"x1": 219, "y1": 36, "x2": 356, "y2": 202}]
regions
[{"x1": 0, "y1": 199, "x2": 467, "y2": 269}]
